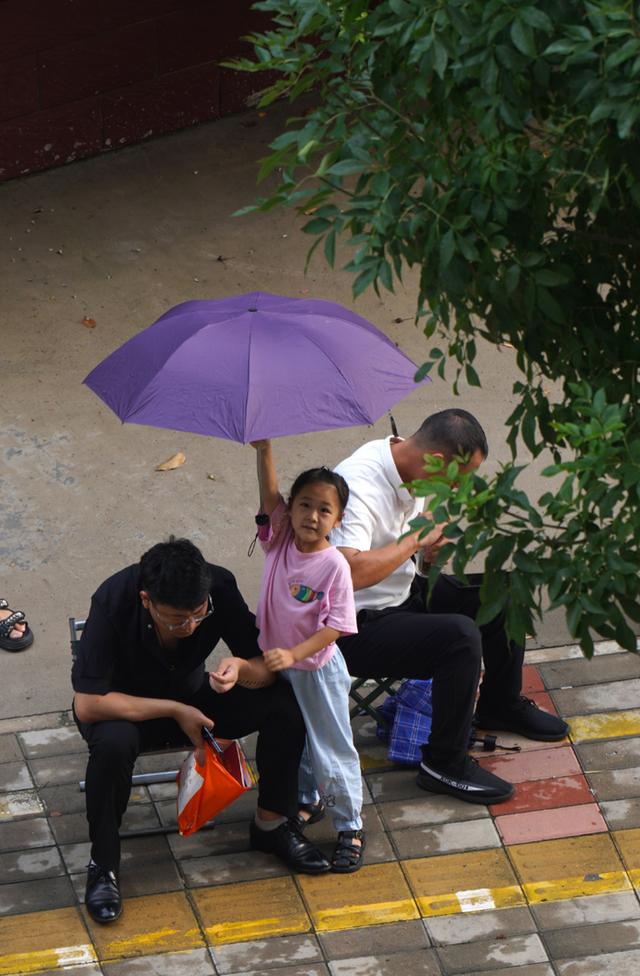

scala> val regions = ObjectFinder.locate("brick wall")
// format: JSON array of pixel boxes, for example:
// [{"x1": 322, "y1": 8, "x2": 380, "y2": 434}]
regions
[{"x1": 0, "y1": 0, "x2": 271, "y2": 182}]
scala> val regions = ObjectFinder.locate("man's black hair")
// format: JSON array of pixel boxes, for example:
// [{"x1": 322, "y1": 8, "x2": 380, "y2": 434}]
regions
[
  {"x1": 414, "y1": 409, "x2": 489, "y2": 460},
  {"x1": 139, "y1": 536, "x2": 211, "y2": 609},
  {"x1": 288, "y1": 467, "x2": 349, "y2": 514}
]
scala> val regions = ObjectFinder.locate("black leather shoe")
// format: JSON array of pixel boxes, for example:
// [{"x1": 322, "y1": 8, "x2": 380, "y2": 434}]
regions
[
  {"x1": 85, "y1": 863, "x2": 122, "y2": 923},
  {"x1": 250, "y1": 819, "x2": 330, "y2": 874}
]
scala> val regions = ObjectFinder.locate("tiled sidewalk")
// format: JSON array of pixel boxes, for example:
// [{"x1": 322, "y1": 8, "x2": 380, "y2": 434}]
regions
[{"x1": 2, "y1": 642, "x2": 640, "y2": 975}]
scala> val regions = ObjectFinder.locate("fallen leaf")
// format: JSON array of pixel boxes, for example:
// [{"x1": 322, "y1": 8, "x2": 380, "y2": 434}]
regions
[
  {"x1": 155, "y1": 452, "x2": 186, "y2": 471},
  {"x1": 81, "y1": 317, "x2": 96, "y2": 328}
]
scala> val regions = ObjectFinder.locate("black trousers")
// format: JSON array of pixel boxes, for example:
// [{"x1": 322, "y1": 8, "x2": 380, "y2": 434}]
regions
[
  {"x1": 338, "y1": 573, "x2": 523, "y2": 770},
  {"x1": 76, "y1": 677, "x2": 305, "y2": 872}
]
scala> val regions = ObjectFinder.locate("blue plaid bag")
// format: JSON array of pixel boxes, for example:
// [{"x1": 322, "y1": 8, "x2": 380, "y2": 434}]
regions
[{"x1": 376, "y1": 679, "x2": 433, "y2": 766}]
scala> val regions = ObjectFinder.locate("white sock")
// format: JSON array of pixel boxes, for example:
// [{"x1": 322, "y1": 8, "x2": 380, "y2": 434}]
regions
[{"x1": 254, "y1": 813, "x2": 287, "y2": 831}]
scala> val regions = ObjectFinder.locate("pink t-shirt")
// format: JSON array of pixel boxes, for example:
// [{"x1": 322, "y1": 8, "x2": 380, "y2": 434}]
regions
[{"x1": 256, "y1": 501, "x2": 357, "y2": 670}]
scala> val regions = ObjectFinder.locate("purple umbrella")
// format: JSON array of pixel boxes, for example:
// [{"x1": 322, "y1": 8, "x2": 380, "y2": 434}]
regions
[{"x1": 83, "y1": 291, "x2": 428, "y2": 442}]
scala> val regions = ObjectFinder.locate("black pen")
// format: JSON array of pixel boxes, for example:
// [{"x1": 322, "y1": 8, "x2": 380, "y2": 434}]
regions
[{"x1": 201, "y1": 725, "x2": 223, "y2": 755}]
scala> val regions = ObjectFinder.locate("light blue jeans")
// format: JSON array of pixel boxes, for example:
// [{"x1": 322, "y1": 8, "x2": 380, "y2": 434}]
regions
[{"x1": 283, "y1": 649, "x2": 363, "y2": 832}]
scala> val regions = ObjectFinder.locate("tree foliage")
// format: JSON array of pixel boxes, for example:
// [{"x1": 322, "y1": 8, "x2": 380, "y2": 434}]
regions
[{"x1": 229, "y1": 0, "x2": 640, "y2": 655}]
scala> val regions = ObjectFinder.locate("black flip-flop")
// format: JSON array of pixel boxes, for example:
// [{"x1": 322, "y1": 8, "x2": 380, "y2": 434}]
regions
[{"x1": 0, "y1": 602, "x2": 34, "y2": 652}]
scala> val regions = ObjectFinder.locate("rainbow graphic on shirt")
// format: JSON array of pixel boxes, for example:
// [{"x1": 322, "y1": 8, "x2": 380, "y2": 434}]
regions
[{"x1": 289, "y1": 582, "x2": 324, "y2": 603}]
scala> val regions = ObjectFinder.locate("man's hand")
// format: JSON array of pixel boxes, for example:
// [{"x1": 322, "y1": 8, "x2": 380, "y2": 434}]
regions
[
  {"x1": 415, "y1": 523, "x2": 449, "y2": 565},
  {"x1": 174, "y1": 703, "x2": 213, "y2": 765},
  {"x1": 209, "y1": 658, "x2": 240, "y2": 694},
  {"x1": 263, "y1": 647, "x2": 295, "y2": 671}
]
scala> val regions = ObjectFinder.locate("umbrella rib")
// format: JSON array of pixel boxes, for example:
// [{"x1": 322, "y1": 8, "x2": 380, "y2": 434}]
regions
[
  {"x1": 243, "y1": 312, "x2": 254, "y2": 442},
  {"x1": 300, "y1": 328, "x2": 377, "y2": 424}
]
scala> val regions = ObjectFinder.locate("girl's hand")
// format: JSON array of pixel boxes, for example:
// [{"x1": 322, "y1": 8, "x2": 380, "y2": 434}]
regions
[
  {"x1": 209, "y1": 658, "x2": 240, "y2": 693},
  {"x1": 263, "y1": 647, "x2": 295, "y2": 671},
  {"x1": 250, "y1": 439, "x2": 271, "y2": 450}
]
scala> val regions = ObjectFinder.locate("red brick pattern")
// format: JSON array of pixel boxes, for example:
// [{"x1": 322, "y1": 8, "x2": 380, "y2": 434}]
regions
[{"x1": 0, "y1": 0, "x2": 271, "y2": 181}]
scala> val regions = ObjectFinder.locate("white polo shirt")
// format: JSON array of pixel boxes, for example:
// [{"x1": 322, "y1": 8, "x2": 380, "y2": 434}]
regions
[{"x1": 331, "y1": 437, "x2": 422, "y2": 612}]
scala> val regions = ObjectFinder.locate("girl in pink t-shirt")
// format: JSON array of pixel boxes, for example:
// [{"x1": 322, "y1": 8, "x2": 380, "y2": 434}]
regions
[{"x1": 250, "y1": 439, "x2": 364, "y2": 872}]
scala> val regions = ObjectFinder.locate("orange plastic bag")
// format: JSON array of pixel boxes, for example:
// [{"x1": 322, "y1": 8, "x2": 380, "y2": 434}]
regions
[{"x1": 177, "y1": 729, "x2": 255, "y2": 836}]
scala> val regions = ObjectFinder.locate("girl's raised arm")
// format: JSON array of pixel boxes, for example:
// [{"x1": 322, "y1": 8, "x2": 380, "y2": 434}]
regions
[{"x1": 250, "y1": 439, "x2": 283, "y2": 516}]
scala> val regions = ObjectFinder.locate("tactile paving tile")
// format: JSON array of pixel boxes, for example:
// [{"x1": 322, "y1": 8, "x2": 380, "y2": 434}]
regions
[
  {"x1": 298, "y1": 862, "x2": 419, "y2": 931},
  {"x1": 192, "y1": 876, "x2": 310, "y2": 944},
  {"x1": 508, "y1": 834, "x2": 631, "y2": 904},
  {"x1": 402, "y1": 848, "x2": 525, "y2": 917}
]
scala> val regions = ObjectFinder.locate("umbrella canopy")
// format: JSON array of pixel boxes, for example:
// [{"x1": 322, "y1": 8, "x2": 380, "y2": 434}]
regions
[{"x1": 83, "y1": 291, "x2": 428, "y2": 443}]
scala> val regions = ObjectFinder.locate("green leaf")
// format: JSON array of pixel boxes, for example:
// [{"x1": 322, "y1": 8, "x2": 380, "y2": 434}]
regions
[
  {"x1": 476, "y1": 593, "x2": 508, "y2": 626},
  {"x1": 520, "y1": 7, "x2": 554, "y2": 33},
  {"x1": 433, "y1": 40, "x2": 448, "y2": 79},
  {"x1": 504, "y1": 264, "x2": 520, "y2": 293},
  {"x1": 512, "y1": 547, "x2": 538, "y2": 572},
  {"x1": 324, "y1": 229, "x2": 336, "y2": 268},
  {"x1": 543, "y1": 39, "x2": 576, "y2": 56},
  {"x1": 414, "y1": 361, "x2": 434, "y2": 382},
  {"x1": 536, "y1": 285, "x2": 565, "y2": 324},
  {"x1": 302, "y1": 217, "x2": 331, "y2": 235},
  {"x1": 439, "y1": 229, "x2": 456, "y2": 269},
  {"x1": 566, "y1": 601, "x2": 582, "y2": 637},
  {"x1": 511, "y1": 18, "x2": 536, "y2": 58},
  {"x1": 352, "y1": 266, "x2": 378, "y2": 299},
  {"x1": 465, "y1": 364, "x2": 481, "y2": 387},
  {"x1": 326, "y1": 159, "x2": 367, "y2": 176},
  {"x1": 605, "y1": 38, "x2": 640, "y2": 71}
]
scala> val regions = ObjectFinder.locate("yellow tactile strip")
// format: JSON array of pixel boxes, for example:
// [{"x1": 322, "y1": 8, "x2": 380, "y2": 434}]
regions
[
  {"x1": 192, "y1": 876, "x2": 310, "y2": 944},
  {"x1": 299, "y1": 862, "x2": 419, "y2": 931},
  {"x1": 0, "y1": 842, "x2": 636, "y2": 974},
  {"x1": 569, "y1": 708, "x2": 640, "y2": 742},
  {"x1": 403, "y1": 848, "x2": 525, "y2": 917},
  {"x1": 612, "y1": 827, "x2": 640, "y2": 892},
  {"x1": 83, "y1": 891, "x2": 203, "y2": 961},
  {"x1": 0, "y1": 908, "x2": 95, "y2": 976},
  {"x1": 508, "y1": 833, "x2": 631, "y2": 904}
]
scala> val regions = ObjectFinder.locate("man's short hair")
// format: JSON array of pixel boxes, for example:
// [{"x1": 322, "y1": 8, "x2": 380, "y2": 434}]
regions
[
  {"x1": 413, "y1": 409, "x2": 489, "y2": 460},
  {"x1": 139, "y1": 537, "x2": 211, "y2": 609}
]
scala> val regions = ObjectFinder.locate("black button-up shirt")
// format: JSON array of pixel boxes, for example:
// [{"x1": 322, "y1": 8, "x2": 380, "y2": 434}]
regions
[{"x1": 71, "y1": 563, "x2": 260, "y2": 701}]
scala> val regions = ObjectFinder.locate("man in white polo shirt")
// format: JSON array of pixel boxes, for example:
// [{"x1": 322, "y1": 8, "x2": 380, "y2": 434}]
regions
[{"x1": 332, "y1": 408, "x2": 568, "y2": 804}]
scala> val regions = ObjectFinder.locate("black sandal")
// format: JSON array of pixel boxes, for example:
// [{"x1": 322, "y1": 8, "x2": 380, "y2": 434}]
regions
[
  {"x1": 331, "y1": 829, "x2": 366, "y2": 873},
  {"x1": 293, "y1": 800, "x2": 326, "y2": 828},
  {"x1": 0, "y1": 602, "x2": 34, "y2": 652}
]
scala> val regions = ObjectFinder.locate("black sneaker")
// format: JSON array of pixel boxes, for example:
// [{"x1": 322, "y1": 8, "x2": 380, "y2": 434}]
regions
[
  {"x1": 417, "y1": 755, "x2": 514, "y2": 804},
  {"x1": 250, "y1": 819, "x2": 331, "y2": 874},
  {"x1": 475, "y1": 696, "x2": 569, "y2": 742}
]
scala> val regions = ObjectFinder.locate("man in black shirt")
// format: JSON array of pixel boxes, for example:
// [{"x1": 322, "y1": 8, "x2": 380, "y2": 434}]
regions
[{"x1": 72, "y1": 537, "x2": 330, "y2": 924}]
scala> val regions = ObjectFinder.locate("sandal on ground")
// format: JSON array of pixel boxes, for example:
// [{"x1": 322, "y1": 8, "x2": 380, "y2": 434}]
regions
[
  {"x1": 331, "y1": 829, "x2": 366, "y2": 873},
  {"x1": 0, "y1": 602, "x2": 34, "y2": 652},
  {"x1": 293, "y1": 800, "x2": 326, "y2": 829}
]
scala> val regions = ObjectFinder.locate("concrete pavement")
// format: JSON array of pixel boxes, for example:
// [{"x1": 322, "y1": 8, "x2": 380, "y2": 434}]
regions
[{"x1": 2, "y1": 640, "x2": 640, "y2": 974}]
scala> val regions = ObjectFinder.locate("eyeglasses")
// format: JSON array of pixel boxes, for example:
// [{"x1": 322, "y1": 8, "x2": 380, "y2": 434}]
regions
[{"x1": 150, "y1": 594, "x2": 213, "y2": 632}]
